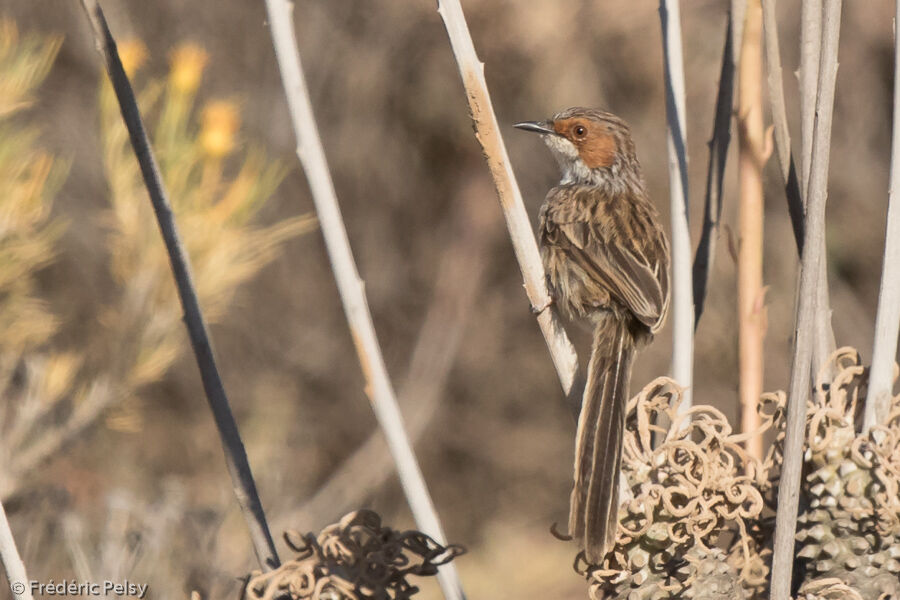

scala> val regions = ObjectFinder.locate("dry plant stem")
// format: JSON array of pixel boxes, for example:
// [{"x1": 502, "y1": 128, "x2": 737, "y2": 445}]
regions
[
  {"x1": 77, "y1": 0, "x2": 279, "y2": 571},
  {"x1": 738, "y1": 0, "x2": 765, "y2": 461},
  {"x1": 864, "y1": 0, "x2": 900, "y2": 430},
  {"x1": 762, "y1": 0, "x2": 789, "y2": 186},
  {"x1": 732, "y1": 0, "x2": 747, "y2": 53},
  {"x1": 659, "y1": 0, "x2": 694, "y2": 410},
  {"x1": 693, "y1": 15, "x2": 735, "y2": 328},
  {"x1": 761, "y1": 0, "x2": 806, "y2": 252},
  {"x1": 763, "y1": 0, "x2": 835, "y2": 388},
  {"x1": 262, "y1": 3, "x2": 465, "y2": 600},
  {"x1": 800, "y1": 0, "x2": 823, "y2": 194},
  {"x1": 0, "y1": 500, "x2": 32, "y2": 600},
  {"x1": 434, "y1": 0, "x2": 581, "y2": 414},
  {"x1": 764, "y1": 0, "x2": 835, "y2": 383},
  {"x1": 798, "y1": 0, "x2": 837, "y2": 383},
  {"x1": 693, "y1": 0, "x2": 743, "y2": 328},
  {"x1": 282, "y1": 182, "x2": 493, "y2": 529},
  {"x1": 771, "y1": 2, "x2": 842, "y2": 598}
]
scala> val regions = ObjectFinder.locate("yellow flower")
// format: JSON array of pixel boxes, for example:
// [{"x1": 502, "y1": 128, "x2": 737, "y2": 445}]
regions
[
  {"x1": 200, "y1": 100, "x2": 240, "y2": 158},
  {"x1": 168, "y1": 43, "x2": 208, "y2": 94},
  {"x1": 117, "y1": 39, "x2": 147, "y2": 76}
]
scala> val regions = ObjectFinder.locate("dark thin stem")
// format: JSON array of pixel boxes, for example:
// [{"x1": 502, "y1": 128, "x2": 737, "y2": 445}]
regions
[
  {"x1": 784, "y1": 159, "x2": 806, "y2": 252},
  {"x1": 77, "y1": 0, "x2": 279, "y2": 571},
  {"x1": 693, "y1": 17, "x2": 735, "y2": 328}
]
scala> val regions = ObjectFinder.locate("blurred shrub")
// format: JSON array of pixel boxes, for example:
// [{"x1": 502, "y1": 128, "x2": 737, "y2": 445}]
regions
[
  {"x1": 98, "y1": 39, "x2": 315, "y2": 399},
  {"x1": 0, "y1": 19, "x2": 66, "y2": 362},
  {"x1": 0, "y1": 32, "x2": 315, "y2": 497},
  {"x1": 0, "y1": 19, "x2": 70, "y2": 497}
]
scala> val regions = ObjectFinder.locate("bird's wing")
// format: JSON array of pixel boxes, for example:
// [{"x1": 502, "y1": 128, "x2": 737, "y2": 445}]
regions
[{"x1": 542, "y1": 186, "x2": 668, "y2": 331}]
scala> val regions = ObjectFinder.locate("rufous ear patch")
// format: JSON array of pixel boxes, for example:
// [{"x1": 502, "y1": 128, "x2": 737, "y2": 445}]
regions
[{"x1": 553, "y1": 118, "x2": 617, "y2": 168}]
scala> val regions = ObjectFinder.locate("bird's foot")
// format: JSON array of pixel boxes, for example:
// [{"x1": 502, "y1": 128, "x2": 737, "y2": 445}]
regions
[{"x1": 531, "y1": 295, "x2": 553, "y2": 315}]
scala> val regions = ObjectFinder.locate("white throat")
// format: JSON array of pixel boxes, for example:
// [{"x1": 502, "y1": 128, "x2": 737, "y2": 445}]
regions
[{"x1": 542, "y1": 133, "x2": 637, "y2": 195}]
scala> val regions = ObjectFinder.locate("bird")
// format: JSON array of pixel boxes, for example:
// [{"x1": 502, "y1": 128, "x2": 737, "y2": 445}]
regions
[{"x1": 515, "y1": 107, "x2": 670, "y2": 564}]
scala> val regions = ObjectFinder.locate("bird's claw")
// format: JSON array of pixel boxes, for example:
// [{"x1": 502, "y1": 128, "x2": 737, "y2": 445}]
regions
[{"x1": 531, "y1": 296, "x2": 553, "y2": 315}]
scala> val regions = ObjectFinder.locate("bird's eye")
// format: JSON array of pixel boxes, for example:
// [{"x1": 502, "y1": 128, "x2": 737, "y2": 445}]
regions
[{"x1": 574, "y1": 125, "x2": 586, "y2": 137}]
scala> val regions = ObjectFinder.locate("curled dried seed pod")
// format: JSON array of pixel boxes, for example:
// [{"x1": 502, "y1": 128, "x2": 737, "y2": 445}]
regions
[
  {"x1": 794, "y1": 349, "x2": 900, "y2": 599},
  {"x1": 243, "y1": 510, "x2": 464, "y2": 600}
]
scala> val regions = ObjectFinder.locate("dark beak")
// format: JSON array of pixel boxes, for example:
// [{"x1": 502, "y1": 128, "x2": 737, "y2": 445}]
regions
[{"x1": 513, "y1": 120, "x2": 556, "y2": 135}]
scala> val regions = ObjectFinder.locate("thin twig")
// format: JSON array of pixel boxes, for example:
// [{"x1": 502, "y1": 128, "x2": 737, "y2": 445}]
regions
[
  {"x1": 800, "y1": 0, "x2": 823, "y2": 195},
  {"x1": 693, "y1": 0, "x2": 745, "y2": 328},
  {"x1": 771, "y1": 2, "x2": 842, "y2": 598},
  {"x1": 0, "y1": 500, "x2": 31, "y2": 600},
  {"x1": 262, "y1": 3, "x2": 465, "y2": 599},
  {"x1": 433, "y1": 0, "x2": 582, "y2": 417},
  {"x1": 77, "y1": 0, "x2": 279, "y2": 571},
  {"x1": 693, "y1": 15, "x2": 736, "y2": 328},
  {"x1": 761, "y1": 0, "x2": 806, "y2": 252},
  {"x1": 762, "y1": 0, "x2": 789, "y2": 187},
  {"x1": 659, "y1": 0, "x2": 694, "y2": 409},
  {"x1": 738, "y1": 0, "x2": 766, "y2": 461},
  {"x1": 863, "y1": 0, "x2": 900, "y2": 430}
]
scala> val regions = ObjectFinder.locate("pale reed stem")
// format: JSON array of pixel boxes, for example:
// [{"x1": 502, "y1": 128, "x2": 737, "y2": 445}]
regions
[
  {"x1": 263, "y1": 3, "x2": 465, "y2": 598},
  {"x1": 659, "y1": 0, "x2": 695, "y2": 410},
  {"x1": 738, "y1": 0, "x2": 765, "y2": 461},
  {"x1": 434, "y1": 0, "x2": 581, "y2": 413},
  {"x1": 864, "y1": 0, "x2": 900, "y2": 430},
  {"x1": 771, "y1": 2, "x2": 842, "y2": 598},
  {"x1": 0, "y1": 501, "x2": 32, "y2": 600}
]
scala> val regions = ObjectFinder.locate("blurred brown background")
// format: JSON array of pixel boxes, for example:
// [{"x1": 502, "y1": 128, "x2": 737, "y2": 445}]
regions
[{"x1": 1, "y1": 1, "x2": 895, "y2": 598}]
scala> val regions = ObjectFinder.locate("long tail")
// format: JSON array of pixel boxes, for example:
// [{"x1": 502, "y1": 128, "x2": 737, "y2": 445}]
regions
[{"x1": 568, "y1": 314, "x2": 635, "y2": 564}]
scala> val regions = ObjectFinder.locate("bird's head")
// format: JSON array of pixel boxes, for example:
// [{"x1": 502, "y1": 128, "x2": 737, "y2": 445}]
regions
[{"x1": 515, "y1": 107, "x2": 643, "y2": 193}]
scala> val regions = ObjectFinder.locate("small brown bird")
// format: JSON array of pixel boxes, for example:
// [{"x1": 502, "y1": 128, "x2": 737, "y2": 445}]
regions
[{"x1": 515, "y1": 108, "x2": 670, "y2": 564}]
